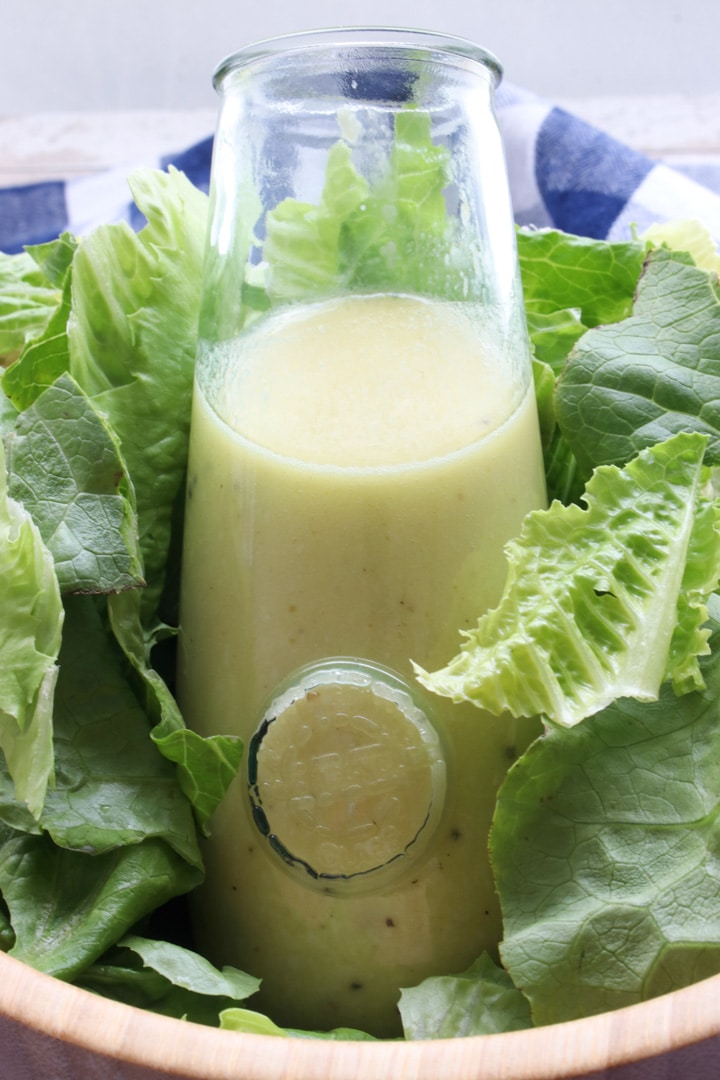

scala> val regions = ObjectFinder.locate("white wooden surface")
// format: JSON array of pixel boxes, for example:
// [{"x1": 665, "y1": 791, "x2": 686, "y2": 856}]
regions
[
  {"x1": 2, "y1": 95, "x2": 720, "y2": 187},
  {"x1": 0, "y1": 110, "x2": 217, "y2": 186},
  {"x1": 554, "y1": 93, "x2": 720, "y2": 160}
]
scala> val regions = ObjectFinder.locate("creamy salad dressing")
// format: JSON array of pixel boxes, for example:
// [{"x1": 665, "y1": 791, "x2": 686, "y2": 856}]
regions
[{"x1": 178, "y1": 293, "x2": 546, "y2": 1036}]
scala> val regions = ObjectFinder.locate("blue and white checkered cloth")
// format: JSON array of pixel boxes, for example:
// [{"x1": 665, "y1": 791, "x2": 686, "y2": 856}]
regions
[{"x1": 3, "y1": 84, "x2": 720, "y2": 254}]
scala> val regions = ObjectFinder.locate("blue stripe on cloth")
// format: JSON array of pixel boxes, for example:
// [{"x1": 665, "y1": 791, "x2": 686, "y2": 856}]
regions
[
  {"x1": 161, "y1": 136, "x2": 214, "y2": 194},
  {"x1": 535, "y1": 107, "x2": 655, "y2": 239},
  {"x1": 0, "y1": 180, "x2": 68, "y2": 254}
]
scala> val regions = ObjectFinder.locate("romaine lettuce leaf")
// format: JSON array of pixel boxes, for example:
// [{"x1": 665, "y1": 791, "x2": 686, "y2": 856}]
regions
[
  {"x1": 0, "y1": 234, "x2": 77, "y2": 405},
  {"x1": 517, "y1": 227, "x2": 646, "y2": 330},
  {"x1": 219, "y1": 1009, "x2": 377, "y2": 1040},
  {"x1": 0, "y1": 825, "x2": 200, "y2": 980},
  {"x1": 2, "y1": 172, "x2": 208, "y2": 623},
  {"x1": 107, "y1": 589, "x2": 243, "y2": 832},
  {"x1": 4, "y1": 373, "x2": 143, "y2": 595},
  {"x1": 75, "y1": 935, "x2": 259, "y2": 1025},
  {"x1": 0, "y1": 896, "x2": 12, "y2": 951},
  {"x1": 2, "y1": 170, "x2": 240, "y2": 822},
  {"x1": 417, "y1": 432, "x2": 720, "y2": 727},
  {"x1": 556, "y1": 248, "x2": 720, "y2": 474},
  {"x1": 0, "y1": 374, "x2": 16, "y2": 438},
  {"x1": 18, "y1": 596, "x2": 201, "y2": 866},
  {"x1": 0, "y1": 250, "x2": 60, "y2": 364},
  {"x1": 0, "y1": 596, "x2": 204, "y2": 979},
  {"x1": 262, "y1": 111, "x2": 469, "y2": 306},
  {"x1": 151, "y1": 717, "x2": 244, "y2": 836},
  {"x1": 517, "y1": 228, "x2": 647, "y2": 505},
  {"x1": 263, "y1": 140, "x2": 370, "y2": 301},
  {"x1": 531, "y1": 355, "x2": 557, "y2": 453},
  {"x1": 398, "y1": 954, "x2": 532, "y2": 1038},
  {"x1": 24, "y1": 233, "x2": 78, "y2": 288},
  {"x1": 66, "y1": 167, "x2": 208, "y2": 622},
  {"x1": 643, "y1": 218, "x2": 720, "y2": 274},
  {"x1": 1, "y1": 270, "x2": 72, "y2": 411},
  {"x1": 337, "y1": 110, "x2": 463, "y2": 298},
  {"x1": 492, "y1": 596, "x2": 720, "y2": 1025},
  {"x1": 525, "y1": 305, "x2": 586, "y2": 372},
  {"x1": 0, "y1": 439, "x2": 62, "y2": 817},
  {"x1": 119, "y1": 934, "x2": 259, "y2": 998},
  {"x1": 219, "y1": 1009, "x2": 291, "y2": 1036}
]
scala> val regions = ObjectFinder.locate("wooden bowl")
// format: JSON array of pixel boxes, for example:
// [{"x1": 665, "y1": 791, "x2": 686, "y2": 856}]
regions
[{"x1": 1, "y1": 951, "x2": 720, "y2": 1079}]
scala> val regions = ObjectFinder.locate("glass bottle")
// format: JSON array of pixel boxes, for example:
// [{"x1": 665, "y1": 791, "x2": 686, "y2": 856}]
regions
[{"x1": 177, "y1": 27, "x2": 546, "y2": 1038}]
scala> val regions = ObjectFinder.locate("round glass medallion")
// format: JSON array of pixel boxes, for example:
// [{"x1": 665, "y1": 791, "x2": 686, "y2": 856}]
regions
[{"x1": 247, "y1": 659, "x2": 446, "y2": 890}]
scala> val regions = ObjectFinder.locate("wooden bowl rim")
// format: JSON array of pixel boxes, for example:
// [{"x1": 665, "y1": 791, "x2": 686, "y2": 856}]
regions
[{"x1": 2, "y1": 951, "x2": 720, "y2": 1079}]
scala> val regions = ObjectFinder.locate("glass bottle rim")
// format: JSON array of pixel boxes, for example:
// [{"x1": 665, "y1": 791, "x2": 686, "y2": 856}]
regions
[{"x1": 213, "y1": 26, "x2": 503, "y2": 91}]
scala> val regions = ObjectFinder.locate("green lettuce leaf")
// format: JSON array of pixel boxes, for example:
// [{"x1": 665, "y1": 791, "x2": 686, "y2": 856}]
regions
[
  {"x1": 417, "y1": 432, "x2": 720, "y2": 727},
  {"x1": 0, "y1": 374, "x2": 17, "y2": 438},
  {"x1": 289, "y1": 1027, "x2": 379, "y2": 1041},
  {"x1": 0, "y1": 595, "x2": 204, "y2": 979},
  {"x1": 0, "y1": 233, "x2": 77, "y2": 408},
  {"x1": 0, "y1": 896, "x2": 13, "y2": 951},
  {"x1": 4, "y1": 373, "x2": 143, "y2": 595},
  {"x1": 118, "y1": 934, "x2": 258, "y2": 999},
  {"x1": 219, "y1": 1008, "x2": 291, "y2": 1036},
  {"x1": 492, "y1": 597, "x2": 720, "y2": 1026},
  {"x1": 1, "y1": 270, "x2": 72, "y2": 412},
  {"x1": 263, "y1": 140, "x2": 370, "y2": 301},
  {"x1": 337, "y1": 110, "x2": 462, "y2": 297},
  {"x1": 76, "y1": 935, "x2": 259, "y2": 1025},
  {"x1": 107, "y1": 590, "x2": 244, "y2": 832},
  {"x1": 543, "y1": 424, "x2": 587, "y2": 507},
  {"x1": 530, "y1": 334, "x2": 588, "y2": 508},
  {"x1": 66, "y1": 167, "x2": 208, "y2": 622},
  {"x1": 398, "y1": 954, "x2": 532, "y2": 1038},
  {"x1": 642, "y1": 217, "x2": 720, "y2": 274},
  {"x1": 151, "y1": 720, "x2": 244, "y2": 836},
  {"x1": 3, "y1": 171, "x2": 239, "y2": 825},
  {"x1": 0, "y1": 439, "x2": 63, "y2": 817},
  {"x1": 16, "y1": 596, "x2": 201, "y2": 866},
  {"x1": 218, "y1": 1008, "x2": 378, "y2": 1040},
  {"x1": 517, "y1": 228, "x2": 649, "y2": 505},
  {"x1": 24, "y1": 233, "x2": 78, "y2": 288},
  {"x1": 525, "y1": 304, "x2": 586, "y2": 372},
  {"x1": 3, "y1": 172, "x2": 207, "y2": 623},
  {"x1": 0, "y1": 825, "x2": 200, "y2": 979},
  {"x1": 0, "y1": 250, "x2": 60, "y2": 363},
  {"x1": 262, "y1": 110, "x2": 467, "y2": 305},
  {"x1": 517, "y1": 227, "x2": 646, "y2": 330},
  {"x1": 556, "y1": 248, "x2": 720, "y2": 474}
]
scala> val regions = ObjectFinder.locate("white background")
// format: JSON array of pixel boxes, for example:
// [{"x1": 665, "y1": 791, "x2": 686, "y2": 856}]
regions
[{"x1": 1, "y1": 0, "x2": 718, "y2": 113}]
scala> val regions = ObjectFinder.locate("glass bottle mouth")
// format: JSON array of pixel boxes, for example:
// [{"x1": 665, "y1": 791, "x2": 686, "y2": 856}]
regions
[{"x1": 213, "y1": 26, "x2": 503, "y2": 92}]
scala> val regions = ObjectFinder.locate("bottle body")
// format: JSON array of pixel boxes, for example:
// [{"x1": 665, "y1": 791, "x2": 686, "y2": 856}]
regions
[{"x1": 178, "y1": 31, "x2": 546, "y2": 1036}]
